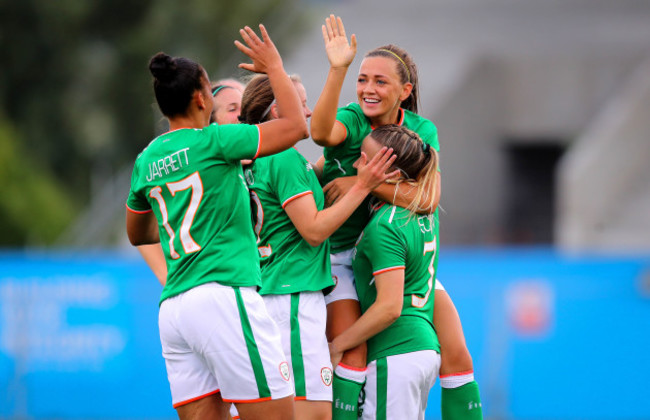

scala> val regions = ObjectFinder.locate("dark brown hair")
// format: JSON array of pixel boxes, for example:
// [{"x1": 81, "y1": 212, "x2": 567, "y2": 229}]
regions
[
  {"x1": 365, "y1": 45, "x2": 419, "y2": 114},
  {"x1": 149, "y1": 52, "x2": 205, "y2": 117}
]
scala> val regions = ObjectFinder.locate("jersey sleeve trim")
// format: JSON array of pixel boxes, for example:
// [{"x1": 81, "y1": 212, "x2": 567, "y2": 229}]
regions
[
  {"x1": 373, "y1": 266, "x2": 405, "y2": 276},
  {"x1": 281, "y1": 191, "x2": 313, "y2": 209},
  {"x1": 335, "y1": 120, "x2": 347, "y2": 143},
  {"x1": 253, "y1": 125, "x2": 262, "y2": 159},
  {"x1": 125, "y1": 204, "x2": 152, "y2": 214}
]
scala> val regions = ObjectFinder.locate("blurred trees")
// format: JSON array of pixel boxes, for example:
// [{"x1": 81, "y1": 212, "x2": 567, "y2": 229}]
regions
[{"x1": 0, "y1": 0, "x2": 308, "y2": 246}]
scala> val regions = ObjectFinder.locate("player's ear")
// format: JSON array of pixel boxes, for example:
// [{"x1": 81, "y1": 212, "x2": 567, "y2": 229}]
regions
[{"x1": 399, "y1": 82, "x2": 413, "y2": 102}]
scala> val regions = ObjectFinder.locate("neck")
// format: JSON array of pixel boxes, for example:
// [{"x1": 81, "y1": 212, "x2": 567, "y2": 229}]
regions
[
  {"x1": 168, "y1": 112, "x2": 206, "y2": 131},
  {"x1": 371, "y1": 107, "x2": 401, "y2": 128}
]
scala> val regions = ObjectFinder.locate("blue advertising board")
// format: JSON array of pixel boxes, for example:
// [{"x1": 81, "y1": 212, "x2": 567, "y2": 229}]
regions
[{"x1": 1, "y1": 248, "x2": 649, "y2": 419}]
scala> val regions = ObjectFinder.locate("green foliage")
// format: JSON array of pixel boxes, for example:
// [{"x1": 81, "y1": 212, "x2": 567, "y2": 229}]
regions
[
  {"x1": 0, "y1": 0, "x2": 309, "y2": 246},
  {"x1": 0, "y1": 117, "x2": 78, "y2": 246}
]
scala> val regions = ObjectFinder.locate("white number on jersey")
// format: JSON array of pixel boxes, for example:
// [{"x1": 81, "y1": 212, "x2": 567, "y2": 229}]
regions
[
  {"x1": 412, "y1": 238, "x2": 436, "y2": 308},
  {"x1": 149, "y1": 171, "x2": 203, "y2": 259}
]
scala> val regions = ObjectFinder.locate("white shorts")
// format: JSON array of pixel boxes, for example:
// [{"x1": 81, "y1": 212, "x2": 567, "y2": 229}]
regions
[
  {"x1": 324, "y1": 249, "x2": 359, "y2": 304},
  {"x1": 263, "y1": 291, "x2": 333, "y2": 401},
  {"x1": 362, "y1": 350, "x2": 441, "y2": 420},
  {"x1": 158, "y1": 282, "x2": 293, "y2": 408}
]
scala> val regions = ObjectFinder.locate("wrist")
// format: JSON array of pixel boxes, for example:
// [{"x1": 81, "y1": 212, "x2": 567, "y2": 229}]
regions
[
  {"x1": 329, "y1": 65, "x2": 350, "y2": 74},
  {"x1": 266, "y1": 63, "x2": 286, "y2": 75},
  {"x1": 331, "y1": 337, "x2": 344, "y2": 355},
  {"x1": 351, "y1": 182, "x2": 372, "y2": 196}
]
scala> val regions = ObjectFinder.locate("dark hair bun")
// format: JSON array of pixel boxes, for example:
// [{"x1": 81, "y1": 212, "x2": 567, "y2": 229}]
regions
[{"x1": 149, "y1": 52, "x2": 176, "y2": 82}]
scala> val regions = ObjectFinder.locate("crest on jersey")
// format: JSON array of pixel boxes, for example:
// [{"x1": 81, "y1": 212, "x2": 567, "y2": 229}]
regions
[
  {"x1": 245, "y1": 168, "x2": 254, "y2": 185},
  {"x1": 279, "y1": 362, "x2": 291, "y2": 381},
  {"x1": 321, "y1": 367, "x2": 333, "y2": 386}
]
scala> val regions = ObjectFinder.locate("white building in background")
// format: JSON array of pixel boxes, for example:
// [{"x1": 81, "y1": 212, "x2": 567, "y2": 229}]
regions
[{"x1": 287, "y1": 0, "x2": 650, "y2": 252}]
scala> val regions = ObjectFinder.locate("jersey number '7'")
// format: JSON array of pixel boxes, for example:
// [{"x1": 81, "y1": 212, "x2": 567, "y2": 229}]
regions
[
  {"x1": 412, "y1": 239, "x2": 436, "y2": 308},
  {"x1": 148, "y1": 172, "x2": 204, "y2": 259}
]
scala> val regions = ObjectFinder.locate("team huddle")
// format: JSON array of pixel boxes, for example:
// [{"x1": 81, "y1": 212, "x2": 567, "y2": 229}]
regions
[{"x1": 125, "y1": 15, "x2": 483, "y2": 420}]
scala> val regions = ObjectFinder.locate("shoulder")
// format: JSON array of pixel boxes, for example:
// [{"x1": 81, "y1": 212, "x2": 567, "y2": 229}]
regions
[
  {"x1": 402, "y1": 110, "x2": 438, "y2": 147},
  {"x1": 366, "y1": 204, "x2": 408, "y2": 234},
  {"x1": 337, "y1": 103, "x2": 367, "y2": 124}
]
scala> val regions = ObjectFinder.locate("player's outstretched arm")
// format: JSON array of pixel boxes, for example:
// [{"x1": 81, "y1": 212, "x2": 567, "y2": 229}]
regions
[
  {"x1": 311, "y1": 15, "x2": 356, "y2": 147},
  {"x1": 235, "y1": 24, "x2": 308, "y2": 155}
]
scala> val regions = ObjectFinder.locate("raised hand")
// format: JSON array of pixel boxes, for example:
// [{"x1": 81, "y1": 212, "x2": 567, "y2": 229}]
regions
[
  {"x1": 355, "y1": 147, "x2": 399, "y2": 191},
  {"x1": 322, "y1": 14, "x2": 357, "y2": 69},
  {"x1": 235, "y1": 24, "x2": 283, "y2": 74}
]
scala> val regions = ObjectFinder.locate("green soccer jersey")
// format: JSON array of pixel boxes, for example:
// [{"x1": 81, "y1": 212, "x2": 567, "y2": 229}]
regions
[
  {"x1": 245, "y1": 148, "x2": 334, "y2": 295},
  {"x1": 126, "y1": 123, "x2": 262, "y2": 304},
  {"x1": 322, "y1": 103, "x2": 439, "y2": 253},
  {"x1": 352, "y1": 203, "x2": 440, "y2": 362}
]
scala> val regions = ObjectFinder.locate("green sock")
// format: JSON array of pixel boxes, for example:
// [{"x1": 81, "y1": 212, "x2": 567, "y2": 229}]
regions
[
  {"x1": 332, "y1": 372, "x2": 364, "y2": 420},
  {"x1": 441, "y1": 381, "x2": 483, "y2": 420}
]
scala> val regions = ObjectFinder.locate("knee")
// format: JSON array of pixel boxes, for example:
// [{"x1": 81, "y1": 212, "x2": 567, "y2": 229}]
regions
[{"x1": 339, "y1": 342, "x2": 367, "y2": 368}]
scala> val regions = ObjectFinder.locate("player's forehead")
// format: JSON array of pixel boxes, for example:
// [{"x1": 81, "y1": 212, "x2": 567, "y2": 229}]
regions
[
  {"x1": 216, "y1": 88, "x2": 242, "y2": 104},
  {"x1": 358, "y1": 56, "x2": 399, "y2": 79}
]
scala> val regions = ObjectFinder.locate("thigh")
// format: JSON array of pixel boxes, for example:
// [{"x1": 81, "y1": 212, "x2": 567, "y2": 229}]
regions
[
  {"x1": 433, "y1": 289, "x2": 473, "y2": 374},
  {"x1": 265, "y1": 292, "x2": 333, "y2": 402},
  {"x1": 176, "y1": 284, "x2": 293, "y2": 404},
  {"x1": 295, "y1": 292, "x2": 333, "y2": 402},
  {"x1": 363, "y1": 351, "x2": 440, "y2": 420},
  {"x1": 175, "y1": 391, "x2": 231, "y2": 420},
  {"x1": 159, "y1": 293, "x2": 221, "y2": 409}
]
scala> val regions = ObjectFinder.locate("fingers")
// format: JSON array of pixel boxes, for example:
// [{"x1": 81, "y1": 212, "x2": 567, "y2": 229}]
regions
[
  {"x1": 350, "y1": 33, "x2": 358, "y2": 52},
  {"x1": 258, "y1": 24, "x2": 271, "y2": 44},
  {"x1": 242, "y1": 26, "x2": 261, "y2": 46},
  {"x1": 336, "y1": 16, "x2": 346, "y2": 38},
  {"x1": 234, "y1": 40, "x2": 252, "y2": 56},
  {"x1": 386, "y1": 169, "x2": 401, "y2": 179},
  {"x1": 325, "y1": 15, "x2": 335, "y2": 40},
  {"x1": 352, "y1": 154, "x2": 364, "y2": 170},
  {"x1": 368, "y1": 146, "x2": 395, "y2": 169}
]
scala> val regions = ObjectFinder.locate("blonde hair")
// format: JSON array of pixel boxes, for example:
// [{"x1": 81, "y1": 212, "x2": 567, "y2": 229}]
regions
[{"x1": 368, "y1": 125, "x2": 438, "y2": 214}]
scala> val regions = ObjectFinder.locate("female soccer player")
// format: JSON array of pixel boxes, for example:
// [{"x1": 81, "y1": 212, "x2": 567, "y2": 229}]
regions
[
  {"x1": 329, "y1": 124, "x2": 441, "y2": 420},
  {"x1": 210, "y1": 83, "x2": 243, "y2": 125},
  {"x1": 311, "y1": 16, "x2": 482, "y2": 420},
  {"x1": 240, "y1": 73, "x2": 397, "y2": 420},
  {"x1": 126, "y1": 25, "x2": 307, "y2": 420}
]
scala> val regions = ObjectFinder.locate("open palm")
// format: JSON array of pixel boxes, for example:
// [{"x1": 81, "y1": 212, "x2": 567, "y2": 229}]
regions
[{"x1": 322, "y1": 15, "x2": 357, "y2": 68}]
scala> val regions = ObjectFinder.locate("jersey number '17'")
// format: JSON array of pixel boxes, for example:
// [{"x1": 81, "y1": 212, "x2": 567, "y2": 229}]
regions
[{"x1": 149, "y1": 172, "x2": 204, "y2": 259}]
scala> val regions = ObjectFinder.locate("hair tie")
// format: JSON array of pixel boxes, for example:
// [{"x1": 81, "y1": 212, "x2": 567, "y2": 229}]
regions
[
  {"x1": 379, "y1": 49, "x2": 410, "y2": 83},
  {"x1": 261, "y1": 99, "x2": 276, "y2": 120},
  {"x1": 212, "y1": 85, "x2": 227, "y2": 97},
  {"x1": 422, "y1": 142, "x2": 430, "y2": 154}
]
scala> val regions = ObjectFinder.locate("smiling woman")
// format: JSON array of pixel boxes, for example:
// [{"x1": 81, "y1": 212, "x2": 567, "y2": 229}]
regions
[{"x1": 309, "y1": 15, "x2": 483, "y2": 420}]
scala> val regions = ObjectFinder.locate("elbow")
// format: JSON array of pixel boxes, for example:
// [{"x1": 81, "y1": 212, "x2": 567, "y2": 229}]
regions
[
  {"x1": 309, "y1": 124, "x2": 330, "y2": 146},
  {"x1": 386, "y1": 307, "x2": 401, "y2": 323},
  {"x1": 293, "y1": 119, "x2": 309, "y2": 140},
  {"x1": 128, "y1": 234, "x2": 155, "y2": 247},
  {"x1": 304, "y1": 233, "x2": 326, "y2": 247},
  {"x1": 382, "y1": 301, "x2": 402, "y2": 323}
]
